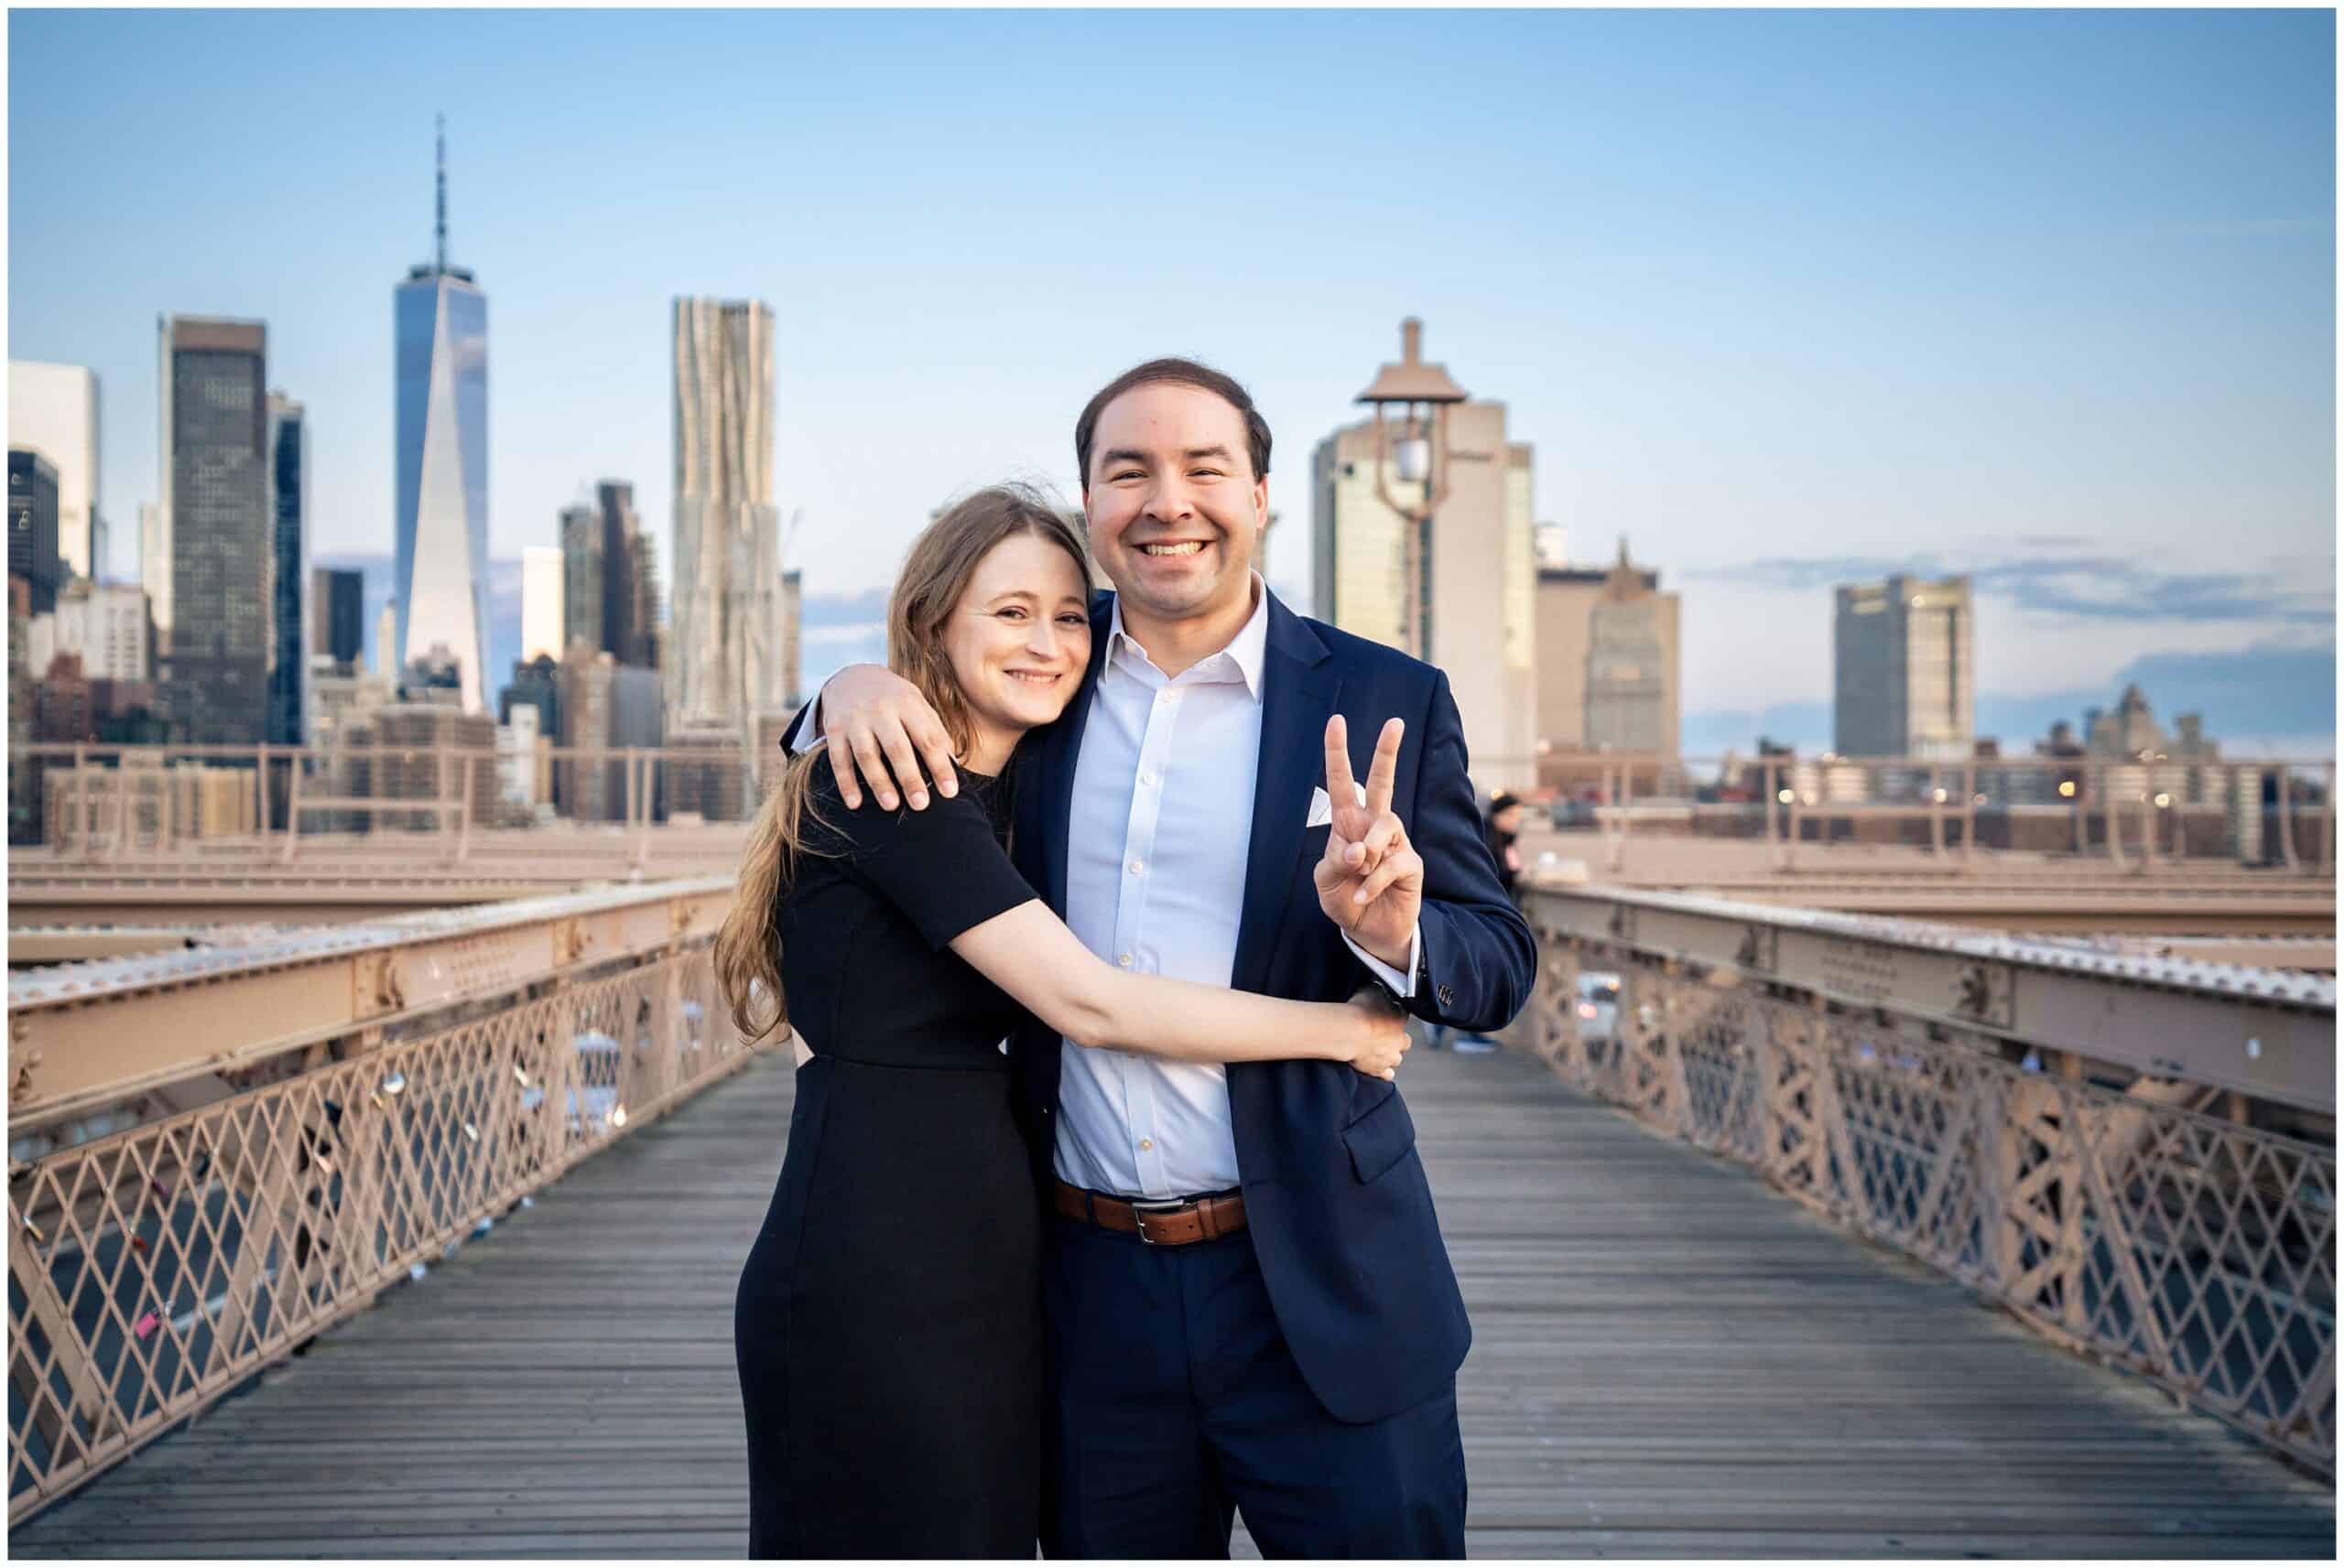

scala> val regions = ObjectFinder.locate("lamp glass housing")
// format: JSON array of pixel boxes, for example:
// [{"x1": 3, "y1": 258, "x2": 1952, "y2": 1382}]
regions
[{"x1": 1394, "y1": 436, "x2": 1432, "y2": 483}]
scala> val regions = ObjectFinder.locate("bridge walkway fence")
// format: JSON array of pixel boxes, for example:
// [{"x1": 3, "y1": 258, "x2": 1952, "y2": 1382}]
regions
[
  {"x1": 5, "y1": 875, "x2": 764, "y2": 1524},
  {"x1": 1510, "y1": 883, "x2": 2337, "y2": 1480},
  {"x1": 6, "y1": 1004, "x2": 2335, "y2": 1555}
]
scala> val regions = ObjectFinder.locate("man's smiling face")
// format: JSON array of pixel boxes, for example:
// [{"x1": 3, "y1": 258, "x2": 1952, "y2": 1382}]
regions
[{"x1": 1081, "y1": 381, "x2": 1267, "y2": 626}]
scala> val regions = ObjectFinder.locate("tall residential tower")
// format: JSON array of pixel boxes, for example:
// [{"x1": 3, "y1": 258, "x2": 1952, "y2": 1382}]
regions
[
  {"x1": 392, "y1": 116, "x2": 491, "y2": 710},
  {"x1": 669, "y1": 297, "x2": 782, "y2": 755}
]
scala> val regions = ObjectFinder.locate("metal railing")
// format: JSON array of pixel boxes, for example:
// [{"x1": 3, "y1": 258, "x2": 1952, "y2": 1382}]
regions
[
  {"x1": 1513, "y1": 882, "x2": 2337, "y2": 1476},
  {"x1": 6, "y1": 741, "x2": 799, "y2": 871},
  {"x1": 1522, "y1": 752, "x2": 2339, "y2": 878},
  {"x1": 5, "y1": 878, "x2": 769, "y2": 1521},
  {"x1": 11, "y1": 744, "x2": 2336, "y2": 881}
]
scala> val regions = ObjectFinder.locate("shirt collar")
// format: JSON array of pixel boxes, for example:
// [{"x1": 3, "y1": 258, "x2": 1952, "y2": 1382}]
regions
[{"x1": 1105, "y1": 572, "x2": 1271, "y2": 702}]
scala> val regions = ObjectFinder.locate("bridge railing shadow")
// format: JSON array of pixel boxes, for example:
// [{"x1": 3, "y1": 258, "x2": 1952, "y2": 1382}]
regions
[
  {"x1": 1511, "y1": 882, "x2": 2336, "y2": 1478},
  {"x1": 5, "y1": 879, "x2": 769, "y2": 1523}
]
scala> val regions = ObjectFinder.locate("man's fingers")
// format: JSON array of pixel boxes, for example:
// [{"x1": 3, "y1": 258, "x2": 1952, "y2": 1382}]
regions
[
  {"x1": 914, "y1": 711, "x2": 960, "y2": 800},
  {"x1": 874, "y1": 719, "x2": 933, "y2": 810},
  {"x1": 1363, "y1": 718, "x2": 1404, "y2": 819},
  {"x1": 826, "y1": 728, "x2": 863, "y2": 810},
  {"x1": 1351, "y1": 848, "x2": 1423, "y2": 909},
  {"x1": 1362, "y1": 812, "x2": 1403, "y2": 864},
  {"x1": 1319, "y1": 827, "x2": 1353, "y2": 870},
  {"x1": 1322, "y1": 715, "x2": 1357, "y2": 826},
  {"x1": 847, "y1": 728, "x2": 900, "y2": 811}
]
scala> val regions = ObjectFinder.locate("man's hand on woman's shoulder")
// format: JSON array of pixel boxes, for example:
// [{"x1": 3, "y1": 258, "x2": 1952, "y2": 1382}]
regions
[{"x1": 816, "y1": 665, "x2": 959, "y2": 812}]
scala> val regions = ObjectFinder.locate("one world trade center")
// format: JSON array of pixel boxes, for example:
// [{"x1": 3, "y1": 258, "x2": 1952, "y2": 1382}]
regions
[{"x1": 393, "y1": 116, "x2": 490, "y2": 711}]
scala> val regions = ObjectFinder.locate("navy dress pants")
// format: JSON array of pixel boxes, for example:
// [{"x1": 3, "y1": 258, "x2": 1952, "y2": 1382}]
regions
[{"x1": 1042, "y1": 1213, "x2": 1467, "y2": 1559}]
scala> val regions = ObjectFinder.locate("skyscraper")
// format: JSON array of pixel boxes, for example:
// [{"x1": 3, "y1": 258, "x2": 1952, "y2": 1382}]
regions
[
  {"x1": 312, "y1": 568, "x2": 364, "y2": 664},
  {"x1": 522, "y1": 546, "x2": 563, "y2": 665},
  {"x1": 1834, "y1": 574, "x2": 1974, "y2": 759},
  {"x1": 780, "y1": 567, "x2": 802, "y2": 708},
  {"x1": 626, "y1": 524, "x2": 662, "y2": 671},
  {"x1": 8, "y1": 449, "x2": 61, "y2": 613},
  {"x1": 1583, "y1": 539, "x2": 1678, "y2": 758},
  {"x1": 8, "y1": 362, "x2": 100, "y2": 581},
  {"x1": 669, "y1": 297, "x2": 782, "y2": 755},
  {"x1": 266, "y1": 393, "x2": 310, "y2": 744},
  {"x1": 392, "y1": 117, "x2": 490, "y2": 711},
  {"x1": 559, "y1": 501, "x2": 602, "y2": 654},
  {"x1": 596, "y1": 480, "x2": 651, "y2": 666},
  {"x1": 1311, "y1": 391, "x2": 1539, "y2": 789},
  {"x1": 1535, "y1": 549, "x2": 1680, "y2": 766},
  {"x1": 156, "y1": 315, "x2": 270, "y2": 742}
]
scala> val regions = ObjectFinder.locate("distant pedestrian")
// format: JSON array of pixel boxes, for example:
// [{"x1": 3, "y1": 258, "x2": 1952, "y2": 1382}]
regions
[{"x1": 1485, "y1": 791, "x2": 1525, "y2": 901}]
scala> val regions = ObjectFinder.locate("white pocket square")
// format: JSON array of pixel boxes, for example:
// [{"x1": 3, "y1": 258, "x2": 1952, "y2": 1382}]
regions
[{"x1": 1306, "y1": 781, "x2": 1368, "y2": 829}]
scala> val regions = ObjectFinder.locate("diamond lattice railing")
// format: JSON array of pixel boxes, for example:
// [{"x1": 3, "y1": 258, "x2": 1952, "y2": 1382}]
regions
[
  {"x1": 7, "y1": 941, "x2": 760, "y2": 1522},
  {"x1": 1516, "y1": 921, "x2": 2336, "y2": 1477}
]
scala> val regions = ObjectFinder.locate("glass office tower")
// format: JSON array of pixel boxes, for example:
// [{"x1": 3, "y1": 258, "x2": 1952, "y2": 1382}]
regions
[
  {"x1": 392, "y1": 119, "x2": 490, "y2": 711},
  {"x1": 157, "y1": 315, "x2": 270, "y2": 743}
]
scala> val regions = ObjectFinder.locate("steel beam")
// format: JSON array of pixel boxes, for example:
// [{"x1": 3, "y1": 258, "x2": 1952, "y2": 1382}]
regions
[
  {"x1": 6, "y1": 877, "x2": 737, "y2": 1130},
  {"x1": 1525, "y1": 883, "x2": 2336, "y2": 1114}
]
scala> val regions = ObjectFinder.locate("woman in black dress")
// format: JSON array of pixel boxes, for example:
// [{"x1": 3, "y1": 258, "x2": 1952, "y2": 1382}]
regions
[{"x1": 713, "y1": 488, "x2": 1409, "y2": 1559}]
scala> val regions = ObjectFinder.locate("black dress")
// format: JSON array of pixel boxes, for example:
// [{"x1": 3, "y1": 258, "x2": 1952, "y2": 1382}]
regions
[{"x1": 734, "y1": 759, "x2": 1043, "y2": 1558}]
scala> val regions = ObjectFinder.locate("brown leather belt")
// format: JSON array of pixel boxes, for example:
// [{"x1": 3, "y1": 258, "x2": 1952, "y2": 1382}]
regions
[{"x1": 1053, "y1": 1179, "x2": 1247, "y2": 1247}]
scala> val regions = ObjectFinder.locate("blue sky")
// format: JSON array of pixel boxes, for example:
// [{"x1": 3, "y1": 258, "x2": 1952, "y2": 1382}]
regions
[{"x1": 9, "y1": 8, "x2": 2335, "y2": 752}]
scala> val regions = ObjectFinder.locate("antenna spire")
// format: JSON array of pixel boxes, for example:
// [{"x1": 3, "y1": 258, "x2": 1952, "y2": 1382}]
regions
[{"x1": 434, "y1": 114, "x2": 448, "y2": 275}]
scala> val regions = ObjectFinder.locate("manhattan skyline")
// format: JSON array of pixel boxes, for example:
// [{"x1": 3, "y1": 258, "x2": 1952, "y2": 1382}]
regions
[{"x1": 7, "y1": 7, "x2": 2333, "y2": 752}]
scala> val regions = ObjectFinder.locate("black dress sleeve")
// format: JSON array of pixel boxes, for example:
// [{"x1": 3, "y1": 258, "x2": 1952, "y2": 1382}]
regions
[{"x1": 824, "y1": 772, "x2": 1039, "y2": 951}]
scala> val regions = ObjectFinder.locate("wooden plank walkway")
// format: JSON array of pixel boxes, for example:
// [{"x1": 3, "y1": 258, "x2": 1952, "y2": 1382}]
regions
[{"x1": 13, "y1": 1044, "x2": 2335, "y2": 1558}]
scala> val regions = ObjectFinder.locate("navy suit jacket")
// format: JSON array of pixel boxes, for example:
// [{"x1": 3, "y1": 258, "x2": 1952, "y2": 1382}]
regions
[
  {"x1": 1009, "y1": 589, "x2": 1536, "y2": 1424},
  {"x1": 783, "y1": 589, "x2": 1536, "y2": 1423}
]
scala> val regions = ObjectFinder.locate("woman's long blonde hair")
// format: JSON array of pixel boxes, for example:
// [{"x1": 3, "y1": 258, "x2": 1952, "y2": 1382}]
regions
[{"x1": 712, "y1": 484, "x2": 1092, "y2": 1043}]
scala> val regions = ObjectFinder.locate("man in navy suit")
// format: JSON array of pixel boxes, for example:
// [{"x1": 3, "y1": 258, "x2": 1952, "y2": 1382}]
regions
[{"x1": 796, "y1": 358, "x2": 1536, "y2": 1557}]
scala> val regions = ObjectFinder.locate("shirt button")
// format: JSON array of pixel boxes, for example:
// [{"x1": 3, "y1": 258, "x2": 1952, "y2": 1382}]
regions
[
  {"x1": 1117, "y1": 953, "x2": 1133, "y2": 968},
  {"x1": 1139, "y1": 1138, "x2": 1155, "y2": 1152},
  {"x1": 1139, "y1": 771, "x2": 1156, "y2": 786},
  {"x1": 1128, "y1": 860, "x2": 1145, "y2": 877}
]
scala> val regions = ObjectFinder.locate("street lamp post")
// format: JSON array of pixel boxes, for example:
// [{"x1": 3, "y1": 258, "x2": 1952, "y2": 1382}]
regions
[{"x1": 1355, "y1": 318, "x2": 1469, "y2": 662}]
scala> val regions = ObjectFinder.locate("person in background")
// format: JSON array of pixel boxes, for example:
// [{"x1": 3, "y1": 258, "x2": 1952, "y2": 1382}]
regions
[
  {"x1": 1427, "y1": 790, "x2": 1529, "y2": 1054},
  {"x1": 1434, "y1": 787, "x2": 1528, "y2": 1059},
  {"x1": 1485, "y1": 791, "x2": 1525, "y2": 901}
]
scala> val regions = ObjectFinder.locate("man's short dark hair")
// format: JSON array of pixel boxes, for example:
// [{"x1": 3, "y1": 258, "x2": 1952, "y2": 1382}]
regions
[{"x1": 1075, "y1": 358, "x2": 1273, "y2": 487}]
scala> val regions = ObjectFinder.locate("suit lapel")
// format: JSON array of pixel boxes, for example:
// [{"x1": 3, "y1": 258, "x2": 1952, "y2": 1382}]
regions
[{"x1": 1232, "y1": 597, "x2": 1338, "y2": 997}]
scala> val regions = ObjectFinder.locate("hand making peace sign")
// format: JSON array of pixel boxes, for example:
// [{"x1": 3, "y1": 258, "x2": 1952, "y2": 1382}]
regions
[{"x1": 1314, "y1": 715, "x2": 1424, "y2": 971}]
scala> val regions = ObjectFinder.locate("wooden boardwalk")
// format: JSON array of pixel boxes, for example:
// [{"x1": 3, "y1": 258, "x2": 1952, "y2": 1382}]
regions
[{"x1": 13, "y1": 1044, "x2": 2335, "y2": 1557}]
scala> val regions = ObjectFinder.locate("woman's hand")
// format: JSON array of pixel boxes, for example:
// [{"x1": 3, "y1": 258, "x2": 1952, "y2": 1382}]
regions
[{"x1": 1344, "y1": 991, "x2": 1413, "y2": 1080}]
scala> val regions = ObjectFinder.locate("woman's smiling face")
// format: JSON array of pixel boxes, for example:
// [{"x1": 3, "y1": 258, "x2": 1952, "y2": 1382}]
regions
[{"x1": 944, "y1": 530, "x2": 1093, "y2": 744}]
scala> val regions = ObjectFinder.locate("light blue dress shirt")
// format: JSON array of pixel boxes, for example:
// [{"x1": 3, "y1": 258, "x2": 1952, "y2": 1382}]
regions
[{"x1": 1050, "y1": 579, "x2": 1415, "y2": 1199}]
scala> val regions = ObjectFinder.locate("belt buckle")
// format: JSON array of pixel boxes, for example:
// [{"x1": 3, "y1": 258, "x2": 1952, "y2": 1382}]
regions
[{"x1": 1129, "y1": 1199, "x2": 1185, "y2": 1245}]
